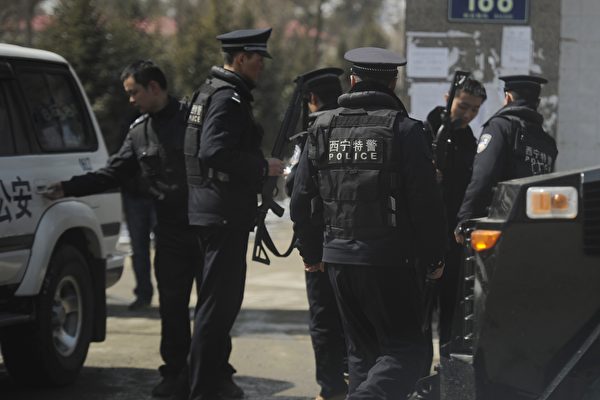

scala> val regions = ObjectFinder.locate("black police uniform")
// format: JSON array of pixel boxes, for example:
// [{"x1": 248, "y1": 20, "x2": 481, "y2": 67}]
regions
[
  {"x1": 290, "y1": 47, "x2": 447, "y2": 400},
  {"x1": 183, "y1": 28, "x2": 271, "y2": 400},
  {"x1": 423, "y1": 106, "x2": 477, "y2": 366},
  {"x1": 61, "y1": 96, "x2": 202, "y2": 382},
  {"x1": 286, "y1": 69, "x2": 349, "y2": 399},
  {"x1": 457, "y1": 76, "x2": 558, "y2": 224}
]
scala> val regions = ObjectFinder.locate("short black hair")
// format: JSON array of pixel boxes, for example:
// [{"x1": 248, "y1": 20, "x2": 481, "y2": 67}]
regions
[
  {"x1": 351, "y1": 73, "x2": 396, "y2": 88},
  {"x1": 120, "y1": 60, "x2": 167, "y2": 90},
  {"x1": 457, "y1": 78, "x2": 487, "y2": 102},
  {"x1": 310, "y1": 82, "x2": 342, "y2": 109},
  {"x1": 506, "y1": 88, "x2": 539, "y2": 107},
  {"x1": 223, "y1": 51, "x2": 254, "y2": 65}
]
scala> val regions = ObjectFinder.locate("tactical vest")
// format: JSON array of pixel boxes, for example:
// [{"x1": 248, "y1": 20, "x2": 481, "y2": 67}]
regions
[
  {"x1": 184, "y1": 79, "x2": 235, "y2": 185},
  {"x1": 500, "y1": 115, "x2": 557, "y2": 179},
  {"x1": 130, "y1": 115, "x2": 181, "y2": 201},
  {"x1": 307, "y1": 108, "x2": 403, "y2": 240}
]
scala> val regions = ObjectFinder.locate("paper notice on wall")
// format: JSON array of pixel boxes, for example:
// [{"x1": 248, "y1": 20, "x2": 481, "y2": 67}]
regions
[
  {"x1": 406, "y1": 47, "x2": 449, "y2": 78},
  {"x1": 408, "y1": 82, "x2": 449, "y2": 121},
  {"x1": 501, "y1": 26, "x2": 532, "y2": 74}
]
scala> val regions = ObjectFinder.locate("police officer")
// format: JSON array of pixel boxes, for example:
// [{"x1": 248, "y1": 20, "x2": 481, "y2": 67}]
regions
[
  {"x1": 286, "y1": 68, "x2": 348, "y2": 400},
  {"x1": 456, "y1": 75, "x2": 558, "y2": 240},
  {"x1": 183, "y1": 28, "x2": 284, "y2": 400},
  {"x1": 45, "y1": 60, "x2": 208, "y2": 398},
  {"x1": 290, "y1": 47, "x2": 447, "y2": 399},
  {"x1": 422, "y1": 78, "x2": 486, "y2": 370}
]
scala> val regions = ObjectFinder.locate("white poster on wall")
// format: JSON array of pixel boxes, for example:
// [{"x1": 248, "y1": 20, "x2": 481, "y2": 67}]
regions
[
  {"x1": 406, "y1": 46, "x2": 449, "y2": 78},
  {"x1": 408, "y1": 82, "x2": 449, "y2": 121},
  {"x1": 501, "y1": 26, "x2": 532, "y2": 74}
]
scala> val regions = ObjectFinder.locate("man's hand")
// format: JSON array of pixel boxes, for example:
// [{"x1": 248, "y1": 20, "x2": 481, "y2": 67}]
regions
[
  {"x1": 435, "y1": 168, "x2": 443, "y2": 184},
  {"x1": 454, "y1": 224, "x2": 465, "y2": 244},
  {"x1": 427, "y1": 265, "x2": 444, "y2": 280},
  {"x1": 427, "y1": 261, "x2": 445, "y2": 280},
  {"x1": 44, "y1": 182, "x2": 65, "y2": 200},
  {"x1": 304, "y1": 261, "x2": 324, "y2": 273},
  {"x1": 266, "y1": 158, "x2": 285, "y2": 177}
]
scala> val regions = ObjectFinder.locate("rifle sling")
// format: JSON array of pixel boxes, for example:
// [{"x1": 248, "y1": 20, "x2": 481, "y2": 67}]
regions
[{"x1": 252, "y1": 223, "x2": 296, "y2": 264}]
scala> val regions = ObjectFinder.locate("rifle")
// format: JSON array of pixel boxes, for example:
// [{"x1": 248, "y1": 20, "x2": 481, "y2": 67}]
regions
[
  {"x1": 252, "y1": 68, "x2": 343, "y2": 265},
  {"x1": 432, "y1": 70, "x2": 470, "y2": 175}
]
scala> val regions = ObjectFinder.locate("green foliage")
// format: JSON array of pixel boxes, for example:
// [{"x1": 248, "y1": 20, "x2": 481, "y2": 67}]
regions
[
  {"x1": 172, "y1": 0, "x2": 233, "y2": 97},
  {"x1": 21, "y1": 0, "x2": 395, "y2": 154},
  {"x1": 38, "y1": 0, "x2": 108, "y2": 100},
  {"x1": 0, "y1": 0, "x2": 44, "y2": 45},
  {"x1": 37, "y1": 0, "x2": 163, "y2": 153}
]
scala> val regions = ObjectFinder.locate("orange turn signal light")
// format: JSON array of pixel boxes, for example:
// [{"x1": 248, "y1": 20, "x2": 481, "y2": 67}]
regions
[
  {"x1": 526, "y1": 187, "x2": 578, "y2": 219},
  {"x1": 470, "y1": 230, "x2": 502, "y2": 252}
]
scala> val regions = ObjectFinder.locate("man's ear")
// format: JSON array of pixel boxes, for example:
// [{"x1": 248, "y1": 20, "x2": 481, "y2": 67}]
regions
[
  {"x1": 147, "y1": 80, "x2": 160, "y2": 94},
  {"x1": 350, "y1": 74, "x2": 358, "y2": 87},
  {"x1": 444, "y1": 93, "x2": 449, "y2": 102},
  {"x1": 235, "y1": 52, "x2": 247, "y2": 66}
]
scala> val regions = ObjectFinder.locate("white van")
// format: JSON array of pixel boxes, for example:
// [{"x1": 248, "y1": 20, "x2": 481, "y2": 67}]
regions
[{"x1": 0, "y1": 44, "x2": 124, "y2": 385}]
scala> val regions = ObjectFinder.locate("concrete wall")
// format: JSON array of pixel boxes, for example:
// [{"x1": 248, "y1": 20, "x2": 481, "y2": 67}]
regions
[
  {"x1": 403, "y1": 1, "x2": 560, "y2": 143},
  {"x1": 558, "y1": 0, "x2": 600, "y2": 171}
]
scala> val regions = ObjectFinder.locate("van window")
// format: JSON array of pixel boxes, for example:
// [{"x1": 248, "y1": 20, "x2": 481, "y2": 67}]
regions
[
  {"x1": 18, "y1": 71, "x2": 97, "y2": 152},
  {"x1": 0, "y1": 83, "x2": 15, "y2": 155},
  {"x1": 0, "y1": 78, "x2": 30, "y2": 156}
]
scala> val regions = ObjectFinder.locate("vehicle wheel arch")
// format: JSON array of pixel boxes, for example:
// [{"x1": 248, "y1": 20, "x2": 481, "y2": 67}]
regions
[{"x1": 15, "y1": 200, "x2": 105, "y2": 296}]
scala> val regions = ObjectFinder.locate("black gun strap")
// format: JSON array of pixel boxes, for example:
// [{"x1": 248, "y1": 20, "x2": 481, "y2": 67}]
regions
[{"x1": 252, "y1": 223, "x2": 296, "y2": 265}]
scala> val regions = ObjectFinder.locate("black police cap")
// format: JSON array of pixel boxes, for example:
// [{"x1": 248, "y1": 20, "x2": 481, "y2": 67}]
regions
[
  {"x1": 216, "y1": 28, "x2": 272, "y2": 58},
  {"x1": 344, "y1": 47, "x2": 406, "y2": 78},
  {"x1": 300, "y1": 67, "x2": 343, "y2": 93},
  {"x1": 500, "y1": 75, "x2": 548, "y2": 98}
]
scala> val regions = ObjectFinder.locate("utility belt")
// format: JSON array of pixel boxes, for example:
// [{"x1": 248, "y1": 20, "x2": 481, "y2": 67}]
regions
[{"x1": 187, "y1": 167, "x2": 230, "y2": 185}]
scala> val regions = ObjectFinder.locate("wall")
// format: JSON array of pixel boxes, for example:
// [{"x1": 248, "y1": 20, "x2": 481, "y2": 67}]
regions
[
  {"x1": 403, "y1": 1, "x2": 560, "y2": 142},
  {"x1": 558, "y1": 0, "x2": 600, "y2": 170}
]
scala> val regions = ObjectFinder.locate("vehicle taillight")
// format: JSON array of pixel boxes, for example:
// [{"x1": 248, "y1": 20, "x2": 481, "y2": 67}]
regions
[
  {"x1": 526, "y1": 187, "x2": 578, "y2": 219},
  {"x1": 470, "y1": 230, "x2": 502, "y2": 252}
]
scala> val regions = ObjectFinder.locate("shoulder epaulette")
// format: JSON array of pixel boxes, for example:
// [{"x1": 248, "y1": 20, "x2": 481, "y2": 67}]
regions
[
  {"x1": 230, "y1": 91, "x2": 241, "y2": 104},
  {"x1": 129, "y1": 114, "x2": 149, "y2": 130}
]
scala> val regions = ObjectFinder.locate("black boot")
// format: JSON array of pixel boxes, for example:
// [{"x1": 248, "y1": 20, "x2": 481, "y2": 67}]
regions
[
  {"x1": 217, "y1": 376, "x2": 244, "y2": 399},
  {"x1": 152, "y1": 375, "x2": 179, "y2": 398}
]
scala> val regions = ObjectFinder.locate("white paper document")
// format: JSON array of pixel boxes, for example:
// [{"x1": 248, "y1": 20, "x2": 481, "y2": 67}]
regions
[
  {"x1": 406, "y1": 47, "x2": 449, "y2": 78},
  {"x1": 408, "y1": 82, "x2": 449, "y2": 121},
  {"x1": 501, "y1": 26, "x2": 532, "y2": 74}
]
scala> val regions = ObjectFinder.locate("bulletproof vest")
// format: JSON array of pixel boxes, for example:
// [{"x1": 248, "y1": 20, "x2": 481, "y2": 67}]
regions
[
  {"x1": 184, "y1": 78, "x2": 235, "y2": 184},
  {"x1": 501, "y1": 115, "x2": 557, "y2": 179},
  {"x1": 307, "y1": 108, "x2": 402, "y2": 240}
]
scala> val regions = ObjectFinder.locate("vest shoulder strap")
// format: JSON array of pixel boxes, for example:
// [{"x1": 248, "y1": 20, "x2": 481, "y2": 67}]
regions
[
  {"x1": 331, "y1": 108, "x2": 399, "y2": 129},
  {"x1": 187, "y1": 79, "x2": 236, "y2": 126}
]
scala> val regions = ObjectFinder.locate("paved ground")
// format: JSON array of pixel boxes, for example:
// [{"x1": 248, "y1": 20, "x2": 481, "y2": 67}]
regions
[{"x1": 0, "y1": 203, "x2": 439, "y2": 399}]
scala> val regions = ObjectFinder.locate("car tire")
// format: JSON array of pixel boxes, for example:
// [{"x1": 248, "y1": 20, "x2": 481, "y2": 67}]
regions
[{"x1": 1, "y1": 244, "x2": 94, "y2": 386}]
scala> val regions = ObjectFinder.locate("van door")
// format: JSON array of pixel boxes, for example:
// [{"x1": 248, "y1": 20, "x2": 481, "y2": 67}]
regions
[
  {"x1": 0, "y1": 61, "x2": 37, "y2": 286},
  {"x1": 0, "y1": 59, "x2": 112, "y2": 288}
]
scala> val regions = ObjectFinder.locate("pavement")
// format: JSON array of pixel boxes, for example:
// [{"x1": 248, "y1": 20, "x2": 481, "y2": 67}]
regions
[{"x1": 0, "y1": 201, "x2": 439, "y2": 399}]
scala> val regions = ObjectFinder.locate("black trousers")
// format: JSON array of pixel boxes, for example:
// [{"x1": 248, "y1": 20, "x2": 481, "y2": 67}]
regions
[
  {"x1": 306, "y1": 270, "x2": 348, "y2": 397},
  {"x1": 328, "y1": 263, "x2": 426, "y2": 400},
  {"x1": 188, "y1": 226, "x2": 248, "y2": 398},
  {"x1": 438, "y1": 241, "x2": 463, "y2": 346},
  {"x1": 422, "y1": 240, "x2": 464, "y2": 377},
  {"x1": 154, "y1": 222, "x2": 202, "y2": 378}
]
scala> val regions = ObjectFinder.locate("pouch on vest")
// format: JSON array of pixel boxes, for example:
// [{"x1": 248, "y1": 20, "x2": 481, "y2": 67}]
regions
[{"x1": 184, "y1": 82, "x2": 230, "y2": 184}]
